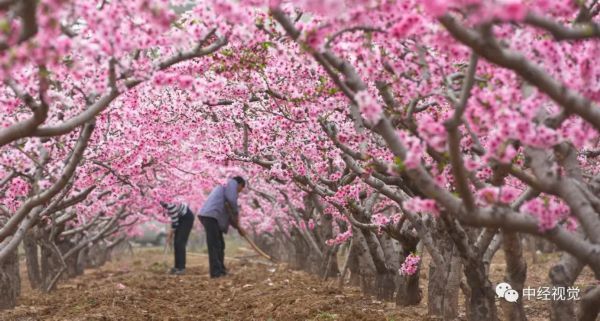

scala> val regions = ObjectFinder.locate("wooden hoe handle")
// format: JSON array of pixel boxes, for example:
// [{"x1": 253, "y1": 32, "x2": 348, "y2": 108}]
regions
[{"x1": 241, "y1": 234, "x2": 274, "y2": 262}]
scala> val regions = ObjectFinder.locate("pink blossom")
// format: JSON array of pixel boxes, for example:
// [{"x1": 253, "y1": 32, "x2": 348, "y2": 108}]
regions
[
  {"x1": 565, "y1": 216, "x2": 578, "y2": 232},
  {"x1": 404, "y1": 197, "x2": 440, "y2": 217},
  {"x1": 299, "y1": 220, "x2": 307, "y2": 230},
  {"x1": 267, "y1": 0, "x2": 282, "y2": 8},
  {"x1": 422, "y1": 0, "x2": 449, "y2": 16},
  {"x1": 355, "y1": 90, "x2": 382, "y2": 125},
  {"x1": 178, "y1": 75, "x2": 194, "y2": 89},
  {"x1": 399, "y1": 253, "x2": 420, "y2": 276},
  {"x1": 477, "y1": 187, "x2": 500, "y2": 205},
  {"x1": 417, "y1": 114, "x2": 447, "y2": 153},
  {"x1": 477, "y1": 186, "x2": 521, "y2": 205},
  {"x1": 212, "y1": 0, "x2": 251, "y2": 24},
  {"x1": 499, "y1": 186, "x2": 520, "y2": 204},
  {"x1": 390, "y1": 15, "x2": 421, "y2": 38},
  {"x1": 495, "y1": 0, "x2": 528, "y2": 21},
  {"x1": 527, "y1": 126, "x2": 559, "y2": 148},
  {"x1": 372, "y1": 213, "x2": 391, "y2": 227},
  {"x1": 304, "y1": 28, "x2": 328, "y2": 50},
  {"x1": 397, "y1": 130, "x2": 424, "y2": 169},
  {"x1": 520, "y1": 197, "x2": 570, "y2": 232},
  {"x1": 326, "y1": 229, "x2": 352, "y2": 246},
  {"x1": 300, "y1": 0, "x2": 345, "y2": 17},
  {"x1": 464, "y1": 158, "x2": 481, "y2": 171}
]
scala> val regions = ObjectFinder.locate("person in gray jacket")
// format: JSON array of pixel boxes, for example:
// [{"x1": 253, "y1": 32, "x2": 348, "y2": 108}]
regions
[{"x1": 199, "y1": 176, "x2": 247, "y2": 278}]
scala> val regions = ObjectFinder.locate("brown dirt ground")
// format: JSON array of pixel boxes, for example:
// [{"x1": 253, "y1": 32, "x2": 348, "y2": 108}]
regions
[{"x1": 0, "y1": 246, "x2": 597, "y2": 321}]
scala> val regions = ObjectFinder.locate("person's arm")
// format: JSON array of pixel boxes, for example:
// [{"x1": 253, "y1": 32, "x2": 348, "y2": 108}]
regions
[
  {"x1": 167, "y1": 228, "x2": 174, "y2": 243},
  {"x1": 160, "y1": 202, "x2": 178, "y2": 242},
  {"x1": 230, "y1": 212, "x2": 246, "y2": 236},
  {"x1": 225, "y1": 201, "x2": 246, "y2": 236},
  {"x1": 224, "y1": 182, "x2": 246, "y2": 235}
]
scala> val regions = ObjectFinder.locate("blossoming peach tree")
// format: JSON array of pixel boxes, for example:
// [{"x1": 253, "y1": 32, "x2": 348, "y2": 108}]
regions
[
  {"x1": 207, "y1": 1, "x2": 600, "y2": 320},
  {"x1": 1, "y1": 1, "x2": 600, "y2": 320}
]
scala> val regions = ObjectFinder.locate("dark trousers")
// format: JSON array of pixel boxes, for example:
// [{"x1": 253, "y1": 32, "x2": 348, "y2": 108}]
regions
[
  {"x1": 174, "y1": 210, "x2": 194, "y2": 270},
  {"x1": 199, "y1": 216, "x2": 226, "y2": 277}
]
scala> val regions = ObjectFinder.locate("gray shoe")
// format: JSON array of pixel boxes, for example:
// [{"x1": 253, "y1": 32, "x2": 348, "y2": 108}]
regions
[{"x1": 168, "y1": 268, "x2": 184, "y2": 275}]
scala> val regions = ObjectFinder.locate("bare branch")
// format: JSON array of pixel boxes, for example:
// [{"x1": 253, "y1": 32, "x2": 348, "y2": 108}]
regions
[
  {"x1": 0, "y1": 79, "x2": 49, "y2": 147},
  {"x1": 341, "y1": 154, "x2": 446, "y2": 267},
  {"x1": 50, "y1": 185, "x2": 97, "y2": 214},
  {"x1": 0, "y1": 122, "x2": 95, "y2": 243},
  {"x1": 524, "y1": 13, "x2": 600, "y2": 41},
  {"x1": 157, "y1": 29, "x2": 225, "y2": 69},
  {"x1": 0, "y1": 0, "x2": 38, "y2": 51},
  {"x1": 325, "y1": 25, "x2": 385, "y2": 48},
  {"x1": 439, "y1": 14, "x2": 600, "y2": 131},
  {"x1": 444, "y1": 52, "x2": 478, "y2": 211},
  {"x1": 60, "y1": 213, "x2": 102, "y2": 237}
]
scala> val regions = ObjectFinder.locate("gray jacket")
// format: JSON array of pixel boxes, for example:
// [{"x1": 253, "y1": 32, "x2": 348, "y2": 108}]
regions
[{"x1": 199, "y1": 179, "x2": 240, "y2": 233}]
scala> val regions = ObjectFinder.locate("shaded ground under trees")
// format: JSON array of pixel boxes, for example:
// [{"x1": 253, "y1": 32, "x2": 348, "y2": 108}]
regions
[{"x1": 0, "y1": 247, "x2": 595, "y2": 321}]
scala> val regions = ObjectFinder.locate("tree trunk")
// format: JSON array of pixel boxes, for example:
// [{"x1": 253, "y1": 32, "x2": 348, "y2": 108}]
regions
[
  {"x1": 525, "y1": 235, "x2": 538, "y2": 265},
  {"x1": 23, "y1": 229, "x2": 41, "y2": 290},
  {"x1": 0, "y1": 241, "x2": 20, "y2": 310},
  {"x1": 397, "y1": 265, "x2": 421, "y2": 306},
  {"x1": 427, "y1": 232, "x2": 460, "y2": 320},
  {"x1": 446, "y1": 253, "x2": 462, "y2": 318},
  {"x1": 578, "y1": 285, "x2": 600, "y2": 321},
  {"x1": 428, "y1": 262, "x2": 447, "y2": 319},
  {"x1": 549, "y1": 253, "x2": 583, "y2": 321},
  {"x1": 379, "y1": 234, "x2": 403, "y2": 303},
  {"x1": 60, "y1": 240, "x2": 82, "y2": 278},
  {"x1": 441, "y1": 217, "x2": 496, "y2": 321},
  {"x1": 347, "y1": 240, "x2": 361, "y2": 287},
  {"x1": 395, "y1": 236, "x2": 421, "y2": 306},
  {"x1": 482, "y1": 233, "x2": 502, "y2": 275},
  {"x1": 40, "y1": 239, "x2": 63, "y2": 292},
  {"x1": 360, "y1": 228, "x2": 394, "y2": 301},
  {"x1": 501, "y1": 232, "x2": 527, "y2": 321},
  {"x1": 463, "y1": 255, "x2": 497, "y2": 321},
  {"x1": 352, "y1": 228, "x2": 377, "y2": 296},
  {"x1": 321, "y1": 244, "x2": 340, "y2": 278},
  {"x1": 75, "y1": 247, "x2": 87, "y2": 276},
  {"x1": 86, "y1": 242, "x2": 110, "y2": 268},
  {"x1": 289, "y1": 228, "x2": 308, "y2": 270}
]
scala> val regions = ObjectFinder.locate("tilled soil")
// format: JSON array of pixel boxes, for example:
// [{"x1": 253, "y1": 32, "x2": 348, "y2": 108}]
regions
[
  {"x1": 0, "y1": 248, "x2": 596, "y2": 321},
  {"x1": 0, "y1": 250, "x2": 419, "y2": 321}
]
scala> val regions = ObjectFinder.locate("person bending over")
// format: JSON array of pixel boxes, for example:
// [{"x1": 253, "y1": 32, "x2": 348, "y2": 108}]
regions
[
  {"x1": 160, "y1": 201, "x2": 194, "y2": 275},
  {"x1": 198, "y1": 176, "x2": 246, "y2": 278}
]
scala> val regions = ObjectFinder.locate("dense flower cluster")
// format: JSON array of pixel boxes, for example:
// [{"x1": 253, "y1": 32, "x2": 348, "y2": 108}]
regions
[
  {"x1": 404, "y1": 198, "x2": 440, "y2": 217},
  {"x1": 520, "y1": 197, "x2": 572, "y2": 232},
  {"x1": 399, "y1": 253, "x2": 421, "y2": 276},
  {"x1": 1, "y1": 0, "x2": 599, "y2": 277}
]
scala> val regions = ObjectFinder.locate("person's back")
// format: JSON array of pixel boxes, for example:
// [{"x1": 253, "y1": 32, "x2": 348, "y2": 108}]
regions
[{"x1": 199, "y1": 179, "x2": 238, "y2": 233}]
